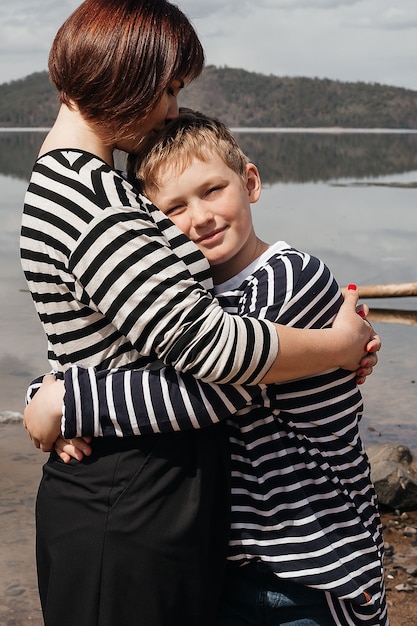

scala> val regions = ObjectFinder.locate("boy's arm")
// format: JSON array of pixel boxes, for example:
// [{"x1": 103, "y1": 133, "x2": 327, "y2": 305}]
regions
[
  {"x1": 23, "y1": 364, "x2": 263, "y2": 452},
  {"x1": 24, "y1": 277, "x2": 378, "y2": 454}
]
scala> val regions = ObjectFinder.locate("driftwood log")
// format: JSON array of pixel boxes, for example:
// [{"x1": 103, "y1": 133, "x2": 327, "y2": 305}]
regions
[
  {"x1": 340, "y1": 283, "x2": 417, "y2": 325},
  {"x1": 341, "y1": 282, "x2": 417, "y2": 298}
]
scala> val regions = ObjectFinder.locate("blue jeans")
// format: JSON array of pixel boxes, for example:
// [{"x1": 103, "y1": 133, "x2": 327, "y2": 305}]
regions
[{"x1": 216, "y1": 562, "x2": 335, "y2": 626}]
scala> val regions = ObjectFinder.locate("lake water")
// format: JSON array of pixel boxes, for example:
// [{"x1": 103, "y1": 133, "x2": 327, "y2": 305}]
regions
[{"x1": 0, "y1": 130, "x2": 416, "y2": 450}]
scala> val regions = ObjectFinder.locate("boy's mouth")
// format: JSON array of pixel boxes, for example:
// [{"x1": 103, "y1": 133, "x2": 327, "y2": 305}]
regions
[{"x1": 195, "y1": 227, "x2": 227, "y2": 244}]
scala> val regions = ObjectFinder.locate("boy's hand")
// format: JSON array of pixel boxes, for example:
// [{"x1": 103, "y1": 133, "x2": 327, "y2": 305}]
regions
[
  {"x1": 24, "y1": 374, "x2": 65, "y2": 452},
  {"x1": 24, "y1": 374, "x2": 93, "y2": 461},
  {"x1": 54, "y1": 435, "x2": 92, "y2": 463}
]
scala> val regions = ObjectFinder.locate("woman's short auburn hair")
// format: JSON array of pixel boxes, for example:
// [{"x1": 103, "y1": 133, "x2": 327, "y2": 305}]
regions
[{"x1": 48, "y1": 0, "x2": 204, "y2": 144}]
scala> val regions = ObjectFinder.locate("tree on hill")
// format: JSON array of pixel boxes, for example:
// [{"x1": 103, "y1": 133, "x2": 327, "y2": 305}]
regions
[
  {"x1": 1, "y1": 66, "x2": 417, "y2": 129},
  {"x1": 181, "y1": 66, "x2": 417, "y2": 129},
  {"x1": 0, "y1": 72, "x2": 58, "y2": 127}
]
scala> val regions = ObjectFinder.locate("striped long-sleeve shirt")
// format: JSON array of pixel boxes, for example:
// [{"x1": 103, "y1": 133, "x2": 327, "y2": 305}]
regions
[
  {"x1": 215, "y1": 242, "x2": 387, "y2": 625},
  {"x1": 60, "y1": 241, "x2": 387, "y2": 626},
  {"x1": 20, "y1": 150, "x2": 277, "y2": 389}
]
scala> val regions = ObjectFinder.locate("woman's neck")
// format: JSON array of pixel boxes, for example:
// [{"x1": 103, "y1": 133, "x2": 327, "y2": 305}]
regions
[{"x1": 39, "y1": 104, "x2": 114, "y2": 166}]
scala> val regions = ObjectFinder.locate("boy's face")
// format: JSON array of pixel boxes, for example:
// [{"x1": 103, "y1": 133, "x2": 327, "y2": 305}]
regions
[{"x1": 147, "y1": 151, "x2": 263, "y2": 283}]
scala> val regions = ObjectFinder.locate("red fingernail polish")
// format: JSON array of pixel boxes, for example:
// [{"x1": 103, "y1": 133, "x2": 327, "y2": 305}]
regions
[
  {"x1": 347, "y1": 284, "x2": 357, "y2": 291},
  {"x1": 357, "y1": 310, "x2": 366, "y2": 318}
]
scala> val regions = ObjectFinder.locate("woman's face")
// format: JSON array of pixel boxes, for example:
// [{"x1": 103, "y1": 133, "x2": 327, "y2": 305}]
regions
[{"x1": 119, "y1": 80, "x2": 184, "y2": 153}]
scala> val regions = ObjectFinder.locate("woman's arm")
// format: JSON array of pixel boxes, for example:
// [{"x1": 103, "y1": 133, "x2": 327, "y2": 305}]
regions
[
  {"x1": 70, "y1": 210, "x2": 375, "y2": 384},
  {"x1": 66, "y1": 207, "x2": 376, "y2": 385}
]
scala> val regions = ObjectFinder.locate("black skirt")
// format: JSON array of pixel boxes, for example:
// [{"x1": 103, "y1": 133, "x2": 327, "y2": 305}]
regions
[{"x1": 36, "y1": 423, "x2": 230, "y2": 626}]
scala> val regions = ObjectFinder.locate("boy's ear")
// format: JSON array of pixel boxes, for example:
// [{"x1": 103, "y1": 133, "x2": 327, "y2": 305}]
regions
[{"x1": 245, "y1": 163, "x2": 262, "y2": 203}]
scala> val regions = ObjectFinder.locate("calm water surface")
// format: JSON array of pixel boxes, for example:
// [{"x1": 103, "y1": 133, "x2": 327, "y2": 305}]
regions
[{"x1": 1, "y1": 130, "x2": 416, "y2": 450}]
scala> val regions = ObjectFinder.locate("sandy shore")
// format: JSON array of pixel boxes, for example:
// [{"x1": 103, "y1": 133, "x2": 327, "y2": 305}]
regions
[
  {"x1": 1, "y1": 422, "x2": 417, "y2": 626},
  {"x1": 0, "y1": 424, "x2": 44, "y2": 626}
]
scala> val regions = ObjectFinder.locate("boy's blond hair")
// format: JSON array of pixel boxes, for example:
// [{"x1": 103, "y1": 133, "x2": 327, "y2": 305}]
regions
[{"x1": 127, "y1": 108, "x2": 250, "y2": 195}]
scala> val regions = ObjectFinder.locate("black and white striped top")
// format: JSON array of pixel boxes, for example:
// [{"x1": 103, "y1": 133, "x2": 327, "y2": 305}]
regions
[
  {"x1": 214, "y1": 243, "x2": 387, "y2": 626},
  {"x1": 59, "y1": 242, "x2": 387, "y2": 626},
  {"x1": 20, "y1": 150, "x2": 277, "y2": 387}
]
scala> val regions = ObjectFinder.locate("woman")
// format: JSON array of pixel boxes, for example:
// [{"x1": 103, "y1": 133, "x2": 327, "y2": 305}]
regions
[{"x1": 21, "y1": 2, "x2": 379, "y2": 625}]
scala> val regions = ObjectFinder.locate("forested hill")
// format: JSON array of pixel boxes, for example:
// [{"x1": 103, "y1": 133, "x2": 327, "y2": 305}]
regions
[{"x1": 1, "y1": 66, "x2": 417, "y2": 128}]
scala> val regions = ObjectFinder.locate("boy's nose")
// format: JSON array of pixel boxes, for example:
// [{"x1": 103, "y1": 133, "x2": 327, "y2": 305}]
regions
[{"x1": 192, "y1": 205, "x2": 215, "y2": 226}]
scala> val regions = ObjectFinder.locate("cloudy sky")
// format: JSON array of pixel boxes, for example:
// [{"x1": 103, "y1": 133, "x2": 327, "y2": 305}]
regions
[{"x1": 1, "y1": 0, "x2": 416, "y2": 90}]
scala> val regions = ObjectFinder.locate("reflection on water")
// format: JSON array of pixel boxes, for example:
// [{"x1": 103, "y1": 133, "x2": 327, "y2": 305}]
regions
[
  {"x1": 0, "y1": 131, "x2": 47, "y2": 180},
  {"x1": 368, "y1": 309, "x2": 417, "y2": 326},
  {"x1": 0, "y1": 131, "x2": 416, "y2": 450},
  {"x1": 1, "y1": 130, "x2": 417, "y2": 184},
  {"x1": 236, "y1": 131, "x2": 417, "y2": 184}
]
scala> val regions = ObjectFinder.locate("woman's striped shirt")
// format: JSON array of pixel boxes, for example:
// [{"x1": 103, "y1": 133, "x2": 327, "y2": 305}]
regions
[
  {"x1": 20, "y1": 150, "x2": 277, "y2": 389},
  {"x1": 60, "y1": 241, "x2": 387, "y2": 626}
]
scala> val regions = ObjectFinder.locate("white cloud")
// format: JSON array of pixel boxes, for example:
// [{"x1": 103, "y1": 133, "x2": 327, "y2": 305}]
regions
[
  {"x1": 0, "y1": 2, "x2": 80, "y2": 83},
  {"x1": 344, "y1": 4, "x2": 417, "y2": 30},
  {"x1": 373, "y1": 7, "x2": 417, "y2": 30},
  {"x1": 0, "y1": 0, "x2": 416, "y2": 90}
]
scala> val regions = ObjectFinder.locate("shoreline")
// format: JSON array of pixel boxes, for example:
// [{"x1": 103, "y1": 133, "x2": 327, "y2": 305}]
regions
[{"x1": 0, "y1": 423, "x2": 44, "y2": 626}]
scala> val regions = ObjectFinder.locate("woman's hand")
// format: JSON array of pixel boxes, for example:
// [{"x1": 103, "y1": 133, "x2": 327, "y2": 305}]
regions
[
  {"x1": 334, "y1": 285, "x2": 381, "y2": 384},
  {"x1": 355, "y1": 348, "x2": 379, "y2": 385}
]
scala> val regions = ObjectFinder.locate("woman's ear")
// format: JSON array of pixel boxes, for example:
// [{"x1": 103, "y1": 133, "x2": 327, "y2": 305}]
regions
[{"x1": 245, "y1": 163, "x2": 262, "y2": 203}]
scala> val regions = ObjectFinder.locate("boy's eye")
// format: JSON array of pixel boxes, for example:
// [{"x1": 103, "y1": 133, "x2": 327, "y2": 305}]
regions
[
  {"x1": 207, "y1": 185, "x2": 223, "y2": 196},
  {"x1": 165, "y1": 205, "x2": 184, "y2": 217}
]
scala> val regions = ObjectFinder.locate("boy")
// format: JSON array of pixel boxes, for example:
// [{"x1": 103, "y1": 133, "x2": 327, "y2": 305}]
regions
[
  {"x1": 126, "y1": 109, "x2": 388, "y2": 625},
  {"x1": 26, "y1": 110, "x2": 386, "y2": 625}
]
